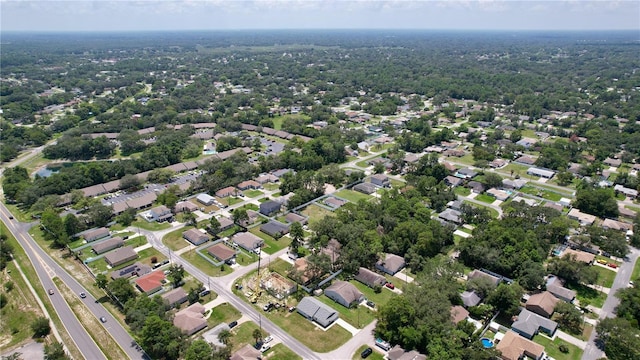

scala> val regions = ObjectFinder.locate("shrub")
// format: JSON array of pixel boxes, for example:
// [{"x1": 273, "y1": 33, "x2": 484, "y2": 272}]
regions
[
  {"x1": 4, "y1": 281, "x2": 14, "y2": 292},
  {"x1": 559, "y1": 344, "x2": 569, "y2": 353},
  {"x1": 150, "y1": 256, "x2": 158, "y2": 263}
]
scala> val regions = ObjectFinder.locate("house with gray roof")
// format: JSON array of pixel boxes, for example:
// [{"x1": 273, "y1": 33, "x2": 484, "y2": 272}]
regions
[
  {"x1": 232, "y1": 232, "x2": 264, "y2": 252},
  {"x1": 104, "y1": 246, "x2": 138, "y2": 267},
  {"x1": 353, "y1": 182, "x2": 377, "y2": 195},
  {"x1": 325, "y1": 281, "x2": 364, "y2": 308},
  {"x1": 260, "y1": 220, "x2": 290, "y2": 238},
  {"x1": 82, "y1": 227, "x2": 110, "y2": 242},
  {"x1": 370, "y1": 174, "x2": 390, "y2": 188},
  {"x1": 259, "y1": 200, "x2": 282, "y2": 216},
  {"x1": 511, "y1": 308, "x2": 558, "y2": 339},
  {"x1": 297, "y1": 297, "x2": 339, "y2": 327},
  {"x1": 92, "y1": 237, "x2": 124, "y2": 255},
  {"x1": 354, "y1": 267, "x2": 387, "y2": 288},
  {"x1": 527, "y1": 167, "x2": 555, "y2": 179},
  {"x1": 285, "y1": 212, "x2": 307, "y2": 225},
  {"x1": 148, "y1": 205, "x2": 173, "y2": 222},
  {"x1": 183, "y1": 228, "x2": 209, "y2": 245},
  {"x1": 161, "y1": 287, "x2": 188, "y2": 308},
  {"x1": 545, "y1": 276, "x2": 576, "y2": 303},
  {"x1": 375, "y1": 253, "x2": 405, "y2": 275},
  {"x1": 438, "y1": 208, "x2": 463, "y2": 225},
  {"x1": 196, "y1": 193, "x2": 215, "y2": 206},
  {"x1": 460, "y1": 290, "x2": 482, "y2": 307}
]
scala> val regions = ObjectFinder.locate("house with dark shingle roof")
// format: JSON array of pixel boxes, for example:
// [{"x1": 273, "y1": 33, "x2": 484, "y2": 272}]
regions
[
  {"x1": 511, "y1": 308, "x2": 558, "y2": 339},
  {"x1": 183, "y1": 228, "x2": 209, "y2": 245},
  {"x1": 260, "y1": 220, "x2": 289, "y2": 238},
  {"x1": 259, "y1": 200, "x2": 281, "y2": 216},
  {"x1": 460, "y1": 290, "x2": 482, "y2": 307},
  {"x1": 354, "y1": 267, "x2": 386, "y2": 288},
  {"x1": 325, "y1": 281, "x2": 364, "y2": 308},
  {"x1": 297, "y1": 297, "x2": 339, "y2": 327},
  {"x1": 375, "y1": 253, "x2": 405, "y2": 275},
  {"x1": 450, "y1": 305, "x2": 469, "y2": 325}
]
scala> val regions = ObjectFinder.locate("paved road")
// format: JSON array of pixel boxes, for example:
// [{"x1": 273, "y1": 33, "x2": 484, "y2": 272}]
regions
[
  {"x1": 0, "y1": 203, "x2": 148, "y2": 360},
  {"x1": 581, "y1": 247, "x2": 640, "y2": 360}
]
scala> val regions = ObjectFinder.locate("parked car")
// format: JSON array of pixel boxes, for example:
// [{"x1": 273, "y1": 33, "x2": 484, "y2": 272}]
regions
[
  {"x1": 288, "y1": 306, "x2": 296, "y2": 312},
  {"x1": 228, "y1": 321, "x2": 238, "y2": 329},
  {"x1": 375, "y1": 338, "x2": 391, "y2": 351},
  {"x1": 366, "y1": 300, "x2": 375, "y2": 308},
  {"x1": 260, "y1": 344, "x2": 271, "y2": 353},
  {"x1": 263, "y1": 335, "x2": 273, "y2": 344},
  {"x1": 361, "y1": 347, "x2": 373, "y2": 358},
  {"x1": 597, "y1": 259, "x2": 607, "y2": 265},
  {"x1": 607, "y1": 263, "x2": 618, "y2": 269},
  {"x1": 385, "y1": 282, "x2": 395, "y2": 290},
  {"x1": 263, "y1": 303, "x2": 273, "y2": 311}
]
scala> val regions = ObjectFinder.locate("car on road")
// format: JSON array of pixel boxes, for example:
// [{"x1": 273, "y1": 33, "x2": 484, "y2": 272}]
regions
[
  {"x1": 8, "y1": 215, "x2": 13, "y2": 220},
  {"x1": 79, "y1": 292, "x2": 86, "y2": 298},
  {"x1": 385, "y1": 282, "x2": 395, "y2": 290},
  {"x1": 100, "y1": 317, "x2": 107, "y2": 323},
  {"x1": 48, "y1": 289, "x2": 54, "y2": 295},
  {"x1": 260, "y1": 344, "x2": 271, "y2": 353},
  {"x1": 361, "y1": 347, "x2": 373, "y2": 358},
  {"x1": 263, "y1": 335, "x2": 273, "y2": 343}
]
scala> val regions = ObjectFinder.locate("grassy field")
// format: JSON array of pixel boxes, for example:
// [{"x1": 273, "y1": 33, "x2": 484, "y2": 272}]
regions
[
  {"x1": 268, "y1": 259, "x2": 293, "y2": 277},
  {"x1": 131, "y1": 219, "x2": 171, "y2": 231},
  {"x1": 474, "y1": 194, "x2": 496, "y2": 204},
  {"x1": 352, "y1": 345, "x2": 385, "y2": 360},
  {"x1": 263, "y1": 183, "x2": 280, "y2": 191},
  {"x1": 593, "y1": 266, "x2": 617, "y2": 288},
  {"x1": 124, "y1": 235, "x2": 147, "y2": 248},
  {"x1": 207, "y1": 302, "x2": 241, "y2": 328},
  {"x1": 267, "y1": 343, "x2": 302, "y2": 360},
  {"x1": 351, "y1": 280, "x2": 396, "y2": 308},
  {"x1": 454, "y1": 187, "x2": 471, "y2": 196},
  {"x1": 243, "y1": 189, "x2": 264, "y2": 198},
  {"x1": 181, "y1": 250, "x2": 232, "y2": 277},
  {"x1": 231, "y1": 321, "x2": 263, "y2": 352},
  {"x1": 301, "y1": 204, "x2": 334, "y2": 225},
  {"x1": 519, "y1": 185, "x2": 563, "y2": 201},
  {"x1": 533, "y1": 335, "x2": 583, "y2": 360},
  {"x1": 632, "y1": 256, "x2": 640, "y2": 281},
  {"x1": 249, "y1": 227, "x2": 292, "y2": 254},
  {"x1": 334, "y1": 189, "x2": 372, "y2": 203},
  {"x1": 568, "y1": 283, "x2": 607, "y2": 309},
  {"x1": 316, "y1": 295, "x2": 376, "y2": 329},
  {"x1": 162, "y1": 226, "x2": 194, "y2": 251}
]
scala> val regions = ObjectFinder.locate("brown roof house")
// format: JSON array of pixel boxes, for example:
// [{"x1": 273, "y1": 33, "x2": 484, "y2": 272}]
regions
[
  {"x1": 173, "y1": 303, "x2": 207, "y2": 335},
  {"x1": 232, "y1": 232, "x2": 264, "y2": 252},
  {"x1": 161, "y1": 287, "x2": 188, "y2": 308},
  {"x1": 83, "y1": 227, "x2": 110, "y2": 242},
  {"x1": 183, "y1": 228, "x2": 210, "y2": 246},
  {"x1": 92, "y1": 237, "x2": 124, "y2": 255},
  {"x1": 450, "y1": 305, "x2": 469, "y2": 324},
  {"x1": 467, "y1": 269, "x2": 501, "y2": 286},
  {"x1": 496, "y1": 331, "x2": 545, "y2": 360},
  {"x1": 104, "y1": 246, "x2": 138, "y2": 267},
  {"x1": 375, "y1": 253, "x2": 406, "y2": 275},
  {"x1": 207, "y1": 243, "x2": 237, "y2": 264},
  {"x1": 387, "y1": 345, "x2": 427, "y2": 360},
  {"x1": 525, "y1": 291, "x2": 560, "y2": 318},
  {"x1": 354, "y1": 267, "x2": 387, "y2": 288},
  {"x1": 562, "y1": 248, "x2": 595, "y2": 264},
  {"x1": 230, "y1": 344, "x2": 261, "y2": 360},
  {"x1": 215, "y1": 186, "x2": 237, "y2": 198},
  {"x1": 175, "y1": 201, "x2": 198, "y2": 213},
  {"x1": 325, "y1": 281, "x2": 364, "y2": 308}
]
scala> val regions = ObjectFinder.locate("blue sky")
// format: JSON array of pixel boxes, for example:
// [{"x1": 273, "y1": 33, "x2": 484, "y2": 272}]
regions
[{"x1": 2, "y1": 1, "x2": 639, "y2": 32}]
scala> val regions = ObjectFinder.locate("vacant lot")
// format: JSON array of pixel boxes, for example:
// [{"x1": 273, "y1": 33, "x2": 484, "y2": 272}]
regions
[
  {"x1": 334, "y1": 189, "x2": 372, "y2": 203},
  {"x1": 207, "y1": 303, "x2": 241, "y2": 328},
  {"x1": 593, "y1": 266, "x2": 617, "y2": 288},
  {"x1": 163, "y1": 226, "x2": 194, "y2": 251},
  {"x1": 301, "y1": 204, "x2": 334, "y2": 225}
]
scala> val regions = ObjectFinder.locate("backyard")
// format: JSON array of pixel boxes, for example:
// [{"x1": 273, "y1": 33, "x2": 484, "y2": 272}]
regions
[{"x1": 301, "y1": 204, "x2": 334, "y2": 225}]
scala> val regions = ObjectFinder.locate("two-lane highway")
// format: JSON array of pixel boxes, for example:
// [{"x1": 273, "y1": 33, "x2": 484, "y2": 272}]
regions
[{"x1": 0, "y1": 203, "x2": 147, "y2": 360}]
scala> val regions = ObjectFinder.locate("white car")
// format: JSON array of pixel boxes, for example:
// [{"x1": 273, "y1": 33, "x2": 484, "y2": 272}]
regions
[
  {"x1": 260, "y1": 345, "x2": 271, "y2": 353},
  {"x1": 263, "y1": 335, "x2": 273, "y2": 344}
]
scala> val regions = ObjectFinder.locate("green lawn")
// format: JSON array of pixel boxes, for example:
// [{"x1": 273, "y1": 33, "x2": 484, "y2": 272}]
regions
[
  {"x1": 593, "y1": 266, "x2": 617, "y2": 288},
  {"x1": 454, "y1": 187, "x2": 471, "y2": 196},
  {"x1": 463, "y1": 200, "x2": 500, "y2": 219},
  {"x1": 268, "y1": 258, "x2": 293, "y2": 277},
  {"x1": 301, "y1": 204, "x2": 334, "y2": 225},
  {"x1": 249, "y1": 227, "x2": 292, "y2": 254},
  {"x1": 268, "y1": 344, "x2": 302, "y2": 360},
  {"x1": 228, "y1": 197, "x2": 244, "y2": 206},
  {"x1": 568, "y1": 283, "x2": 607, "y2": 308},
  {"x1": 533, "y1": 335, "x2": 583, "y2": 360},
  {"x1": 475, "y1": 194, "x2": 496, "y2": 204},
  {"x1": 231, "y1": 322, "x2": 264, "y2": 352},
  {"x1": 272, "y1": 116, "x2": 284, "y2": 130},
  {"x1": 263, "y1": 183, "x2": 280, "y2": 191},
  {"x1": 163, "y1": 226, "x2": 194, "y2": 251},
  {"x1": 243, "y1": 189, "x2": 264, "y2": 198},
  {"x1": 335, "y1": 189, "x2": 372, "y2": 203},
  {"x1": 207, "y1": 303, "x2": 241, "y2": 327},
  {"x1": 124, "y1": 235, "x2": 147, "y2": 248},
  {"x1": 352, "y1": 345, "x2": 385, "y2": 360},
  {"x1": 351, "y1": 280, "x2": 396, "y2": 308},
  {"x1": 219, "y1": 225, "x2": 241, "y2": 238},
  {"x1": 632, "y1": 255, "x2": 640, "y2": 281},
  {"x1": 316, "y1": 295, "x2": 376, "y2": 329},
  {"x1": 519, "y1": 185, "x2": 563, "y2": 201},
  {"x1": 181, "y1": 250, "x2": 232, "y2": 277},
  {"x1": 131, "y1": 219, "x2": 171, "y2": 231}
]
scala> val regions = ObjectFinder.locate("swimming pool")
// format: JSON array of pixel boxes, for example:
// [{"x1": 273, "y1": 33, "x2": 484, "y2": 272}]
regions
[{"x1": 480, "y1": 338, "x2": 494, "y2": 348}]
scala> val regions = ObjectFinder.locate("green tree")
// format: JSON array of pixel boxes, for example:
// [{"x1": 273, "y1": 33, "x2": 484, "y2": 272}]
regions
[
  {"x1": 252, "y1": 328, "x2": 264, "y2": 345},
  {"x1": 573, "y1": 186, "x2": 618, "y2": 218},
  {"x1": 217, "y1": 329, "x2": 232, "y2": 345},
  {"x1": 596, "y1": 317, "x2": 640, "y2": 360},
  {"x1": 184, "y1": 339, "x2": 213, "y2": 360},
  {"x1": 31, "y1": 317, "x2": 51, "y2": 337},
  {"x1": 63, "y1": 214, "x2": 82, "y2": 238},
  {"x1": 106, "y1": 278, "x2": 137, "y2": 305},
  {"x1": 209, "y1": 217, "x2": 221, "y2": 234},
  {"x1": 183, "y1": 212, "x2": 197, "y2": 227},
  {"x1": 483, "y1": 172, "x2": 503, "y2": 189},
  {"x1": 95, "y1": 273, "x2": 108, "y2": 289},
  {"x1": 116, "y1": 208, "x2": 137, "y2": 227},
  {"x1": 40, "y1": 209, "x2": 68, "y2": 247},
  {"x1": 44, "y1": 341, "x2": 70, "y2": 360},
  {"x1": 138, "y1": 315, "x2": 185, "y2": 360},
  {"x1": 119, "y1": 174, "x2": 141, "y2": 191},
  {"x1": 486, "y1": 283, "x2": 523, "y2": 317},
  {"x1": 289, "y1": 222, "x2": 304, "y2": 255},
  {"x1": 167, "y1": 265, "x2": 185, "y2": 288},
  {"x1": 0, "y1": 293, "x2": 8, "y2": 309},
  {"x1": 554, "y1": 302, "x2": 583, "y2": 334},
  {"x1": 0, "y1": 234, "x2": 14, "y2": 270},
  {"x1": 232, "y1": 208, "x2": 249, "y2": 226}
]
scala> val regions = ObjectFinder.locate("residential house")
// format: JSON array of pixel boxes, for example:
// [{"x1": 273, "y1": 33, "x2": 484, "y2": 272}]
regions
[
  {"x1": 490, "y1": 159, "x2": 508, "y2": 168},
  {"x1": 567, "y1": 208, "x2": 596, "y2": 226},
  {"x1": 285, "y1": 212, "x2": 308, "y2": 225},
  {"x1": 516, "y1": 138, "x2": 538, "y2": 149},
  {"x1": 511, "y1": 308, "x2": 558, "y2": 339},
  {"x1": 603, "y1": 157, "x2": 622, "y2": 167},
  {"x1": 502, "y1": 179, "x2": 527, "y2": 190},
  {"x1": 324, "y1": 197, "x2": 347, "y2": 209},
  {"x1": 173, "y1": 303, "x2": 207, "y2": 335},
  {"x1": 110, "y1": 262, "x2": 150, "y2": 280},
  {"x1": 444, "y1": 175, "x2": 464, "y2": 187},
  {"x1": 486, "y1": 188, "x2": 510, "y2": 201},
  {"x1": 92, "y1": 237, "x2": 124, "y2": 255},
  {"x1": 614, "y1": 184, "x2": 638, "y2": 199},
  {"x1": 183, "y1": 228, "x2": 210, "y2": 246},
  {"x1": 468, "y1": 269, "x2": 501, "y2": 286},
  {"x1": 104, "y1": 246, "x2": 138, "y2": 267},
  {"x1": 527, "y1": 167, "x2": 555, "y2": 179},
  {"x1": 561, "y1": 248, "x2": 595, "y2": 264},
  {"x1": 255, "y1": 173, "x2": 279, "y2": 184},
  {"x1": 325, "y1": 281, "x2": 364, "y2": 308},
  {"x1": 370, "y1": 174, "x2": 390, "y2": 188},
  {"x1": 602, "y1": 218, "x2": 633, "y2": 232},
  {"x1": 161, "y1": 288, "x2": 188, "y2": 308},
  {"x1": 232, "y1": 232, "x2": 264, "y2": 252},
  {"x1": 296, "y1": 297, "x2": 339, "y2": 327},
  {"x1": 438, "y1": 208, "x2": 463, "y2": 225},
  {"x1": 495, "y1": 331, "x2": 545, "y2": 360},
  {"x1": 387, "y1": 345, "x2": 427, "y2": 360},
  {"x1": 525, "y1": 291, "x2": 559, "y2": 318},
  {"x1": 82, "y1": 227, "x2": 110, "y2": 242},
  {"x1": 259, "y1": 200, "x2": 281, "y2": 216},
  {"x1": 450, "y1": 305, "x2": 470, "y2": 325},
  {"x1": 175, "y1": 201, "x2": 198, "y2": 213},
  {"x1": 514, "y1": 156, "x2": 536, "y2": 165},
  {"x1": 135, "y1": 270, "x2": 165, "y2": 294},
  {"x1": 375, "y1": 253, "x2": 405, "y2": 275},
  {"x1": 354, "y1": 267, "x2": 387, "y2": 288},
  {"x1": 545, "y1": 276, "x2": 576, "y2": 303},
  {"x1": 230, "y1": 344, "x2": 261, "y2": 360},
  {"x1": 260, "y1": 220, "x2": 290, "y2": 238},
  {"x1": 261, "y1": 272, "x2": 297, "y2": 299},
  {"x1": 215, "y1": 186, "x2": 237, "y2": 198},
  {"x1": 272, "y1": 168, "x2": 294, "y2": 178},
  {"x1": 207, "y1": 243, "x2": 237, "y2": 263},
  {"x1": 455, "y1": 168, "x2": 477, "y2": 179},
  {"x1": 196, "y1": 193, "x2": 216, "y2": 206},
  {"x1": 460, "y1": 290, "x2": 482, "y2": 307},
  {"x1": 353, "y1": 182, "x2": 377, "y2": 194},
  {"x1": 217, "y1": 216, "x2": 235, "y2": 232},
  {"x1": 148, "y1": 205, "x2": 173, "y2": 222},
  {"x1": 320, "y1": 239, "x2": 342, "y2": 267},
  {"x1": 236, "y1": 180, "x2": 261, "y2": 191},
  {"x1": 467, "y1": 181, "x2": 485, "y2": 193}
]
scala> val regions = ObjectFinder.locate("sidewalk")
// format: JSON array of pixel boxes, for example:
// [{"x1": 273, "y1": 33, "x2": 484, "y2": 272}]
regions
[
  {"x1": 555, "y1": 330, "x2": 588, "y2": 349},
  {"x1": 335, "y1": 318, "x2": 359, "y2": 336}
]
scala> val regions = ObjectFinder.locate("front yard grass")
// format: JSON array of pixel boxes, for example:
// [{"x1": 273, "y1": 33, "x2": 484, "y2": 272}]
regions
[
  {"x1": 454, "y1": 187, "x2": 471, "y2": 196},
  {"x1": 249, "y1": 227, "x2": 292, "y2": 254},
  {"x1": 593, "y1": 266, "x2": 617, "y2": 288},
  {"x1": 533, "y1": 335, "x2": 583, "y2": 360},
  {"x1": 163, "y1": 226, "x2": 194, "y2": 251},
  {"x1": 268, "y1": 258, "x2": 293, "y2": 277},
  {"x1": 334, "y1": 189, "x2": 372, "y2": 203},
  {"x1": 268, "y1": 343, "x2": 302, "y2": 360},
  {"x1": 243, "y1": 189, "x2": 264, "y2": 198},
  {"x1": 207, "y1": 302, "x2": 241, "y2": 327},
  {"x1": 475, "y1": 194, "x2": 496, "y2": 204},
  {"x1": 231, "y1": 322, "x2": 263, "y2": 352},
  {"x1": 351, "y1": 280, "x2": 396, "y2": 308},
  {"x1": 181, "y1": 250, "x2": 232, "y2": 277},
  {"x1": 131, "y1": 219, "x2": 171, "y2": 231},
  {"x1": 228, "y1": 197, "x2": 244, "y2": 206},
  {"x1": 316, "y1": 295, "x2": 376, "y2": 329},
  {"x1": 568, "y1": 283, "x2": 607, "y2": 309},
  {"x1": 632, "y1": 255, "x2": 640, "y2": 281},
  {"x1": 352, "y1": 345, "x2": 385, "y2": 360}
]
